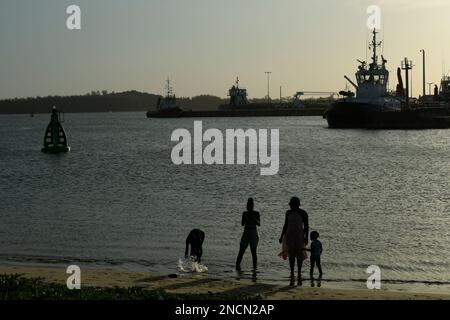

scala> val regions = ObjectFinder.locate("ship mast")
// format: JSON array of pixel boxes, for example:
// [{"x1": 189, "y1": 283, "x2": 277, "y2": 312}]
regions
[
  {"x1": 369, "y1": 28, "x2": 382, "y2": 69},
  {"x1": 165, "y1": 78, "x2": 173, "y2": 98}
]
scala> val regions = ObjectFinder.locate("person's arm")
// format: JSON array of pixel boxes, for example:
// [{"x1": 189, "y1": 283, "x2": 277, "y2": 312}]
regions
[
  {"x1": 320, "y1": 242, "x2": 323, "y2": 255},
  {"x1": 255, "y1": 212, "x2": 261, "y2": 227},
  {"x1": 200, "y1": 231, "x2": 205, "y2": 245},
  {"x1": 279, "y1": 212, "x2": 288, "y2": 243},
  {"x1": 185, "y1": 237, "x2": 190, "y2": 258},
  {"x1": 197, "y1": 247, "x2": 202, "y2": 263},
  {"x1": 303, "y1": 212, "x2": 309, "y2": 246}
]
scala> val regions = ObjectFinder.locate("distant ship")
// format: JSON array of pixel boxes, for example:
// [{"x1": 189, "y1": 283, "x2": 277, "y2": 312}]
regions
[
  {"x1": 219, "y1": 77, "x2": 325, "y2": 111},
  {"x1": 324, "y1": 29, "x2": 450, "y2": 129},
  {"x1": 146, "y1": 79, "x2": 183, "y2": 118},
  {"x1": 41, "y1": 106, "x2": 70, "y2": 153},
  {"x1": 227, "y1": 77, "x2": 249, "y2": 108},
  {"x1": 421, "y1": 75, "x2": 450, "y2": 104},
  {"x1": 147, "y1": 77, "x2": 331, "y2": 118}
]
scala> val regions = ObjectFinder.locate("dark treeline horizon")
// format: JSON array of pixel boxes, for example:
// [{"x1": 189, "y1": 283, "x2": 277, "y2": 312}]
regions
[
  {"x1": 0, "y1": 91, "x2": 227, "y2": 114},
  {"x1": 0, "y1": 90, "x2": 334, "y2": 114}
]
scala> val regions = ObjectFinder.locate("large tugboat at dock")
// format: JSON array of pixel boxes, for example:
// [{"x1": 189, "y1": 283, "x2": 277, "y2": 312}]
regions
[{"x1": 324, "y1": 29, "x2": 450, "y2": 129}]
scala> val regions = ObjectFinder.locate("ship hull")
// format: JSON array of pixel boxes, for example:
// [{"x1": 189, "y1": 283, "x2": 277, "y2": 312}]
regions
[
  {"x1": 324, "y1": 101, "x2": 379, "y2": 128},
  {"x1": 146, "y1": 108, "x2": 183, "y2": 118},
  {"x1": 325, "y1": 101, "x2": 450, "y2": 129}
]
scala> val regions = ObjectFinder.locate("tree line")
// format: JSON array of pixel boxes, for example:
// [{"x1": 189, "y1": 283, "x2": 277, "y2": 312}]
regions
[
  {"x1": 0, "y1": 91, "x2": 334, "y2": 114},
  {"x1": 0, "y1": 91, "x2": 227, "y2": 114}
]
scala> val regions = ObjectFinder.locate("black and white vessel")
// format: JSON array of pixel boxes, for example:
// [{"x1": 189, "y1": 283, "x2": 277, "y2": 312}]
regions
[
  {"x1": 146, "y1": 79, "x2": 183, "y2": 118},
  {"x1": 227, "y1": 77, "x2": 249, "y2": 108},
  {"x1": 325, "y1": 29, "x2": 450, "y2": 129},
  {"x1": 324, "y1": 29, "x2": 402, "y2": 128}
]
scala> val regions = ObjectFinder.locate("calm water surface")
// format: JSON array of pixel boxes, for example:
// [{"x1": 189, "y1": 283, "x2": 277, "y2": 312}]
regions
[{"x1": 0, "y1": 112, "x2": 449, "y2": 293}]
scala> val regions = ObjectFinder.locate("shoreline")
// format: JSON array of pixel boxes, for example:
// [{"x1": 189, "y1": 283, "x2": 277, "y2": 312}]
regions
[{"x1": 1, "y1": 264, "x2": 449, "y2": 300}]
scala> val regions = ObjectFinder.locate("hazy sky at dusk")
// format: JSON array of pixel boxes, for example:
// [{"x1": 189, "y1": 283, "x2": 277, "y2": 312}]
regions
[{"x1": 1, "y1": 0, "x2": 450, "y2": 99}]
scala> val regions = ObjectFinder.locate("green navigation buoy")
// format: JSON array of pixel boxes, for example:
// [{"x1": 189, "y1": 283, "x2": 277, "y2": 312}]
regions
[{"x1": 41, "y1": 106, "x2": 70, "y2": 154}]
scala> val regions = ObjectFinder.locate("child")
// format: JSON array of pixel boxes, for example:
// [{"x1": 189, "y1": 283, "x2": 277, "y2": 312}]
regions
[{"x1": 309, "y1": 231, "x2": 323, "y2": 278}]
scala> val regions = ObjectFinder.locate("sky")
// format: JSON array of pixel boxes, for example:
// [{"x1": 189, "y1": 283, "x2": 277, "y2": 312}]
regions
[{"x1": 1, "y1": 0, "x2": 450, "y2": 99}]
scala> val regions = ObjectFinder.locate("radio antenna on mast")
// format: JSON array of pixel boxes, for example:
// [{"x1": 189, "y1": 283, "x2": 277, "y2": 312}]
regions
[{"x1": 365, "y1": 29, "x2": 368, "y2": 64}]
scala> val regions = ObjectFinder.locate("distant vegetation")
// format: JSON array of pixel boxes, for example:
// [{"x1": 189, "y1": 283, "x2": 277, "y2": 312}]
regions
[
  {"x1": 0, "y1": 91, "x2": 228, "y2": 114},
  {"x1": 0, "y1": 91, "x2": 335, "y2": 114}
]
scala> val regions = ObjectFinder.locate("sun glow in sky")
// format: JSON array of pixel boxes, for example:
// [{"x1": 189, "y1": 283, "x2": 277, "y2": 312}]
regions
[{"x1": 1, "y1": 0, "x2": 450, "y2": 99}]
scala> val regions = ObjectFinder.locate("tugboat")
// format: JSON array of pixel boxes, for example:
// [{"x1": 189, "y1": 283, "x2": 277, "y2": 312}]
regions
[
  {"x1": 146, "y1": 79, "x2": 183, "y2": 118},
  {"x1": 41, "y1": 106, "x2": 70, "y2": 153},
  {"x1": 325, "y1": 29, "x2": 450, "y2": 129},
  {"x1": 324, "y1": 29, "x2": 402, "y2": 128}
]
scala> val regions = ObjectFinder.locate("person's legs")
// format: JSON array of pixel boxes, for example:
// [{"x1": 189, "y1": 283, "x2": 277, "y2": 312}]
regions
[
  {"x1": 297, "y1": 257, "x2": 303, "y2": 277},
  {"x1": 250, "y1": 243, "x2": 258, "y2": 270},
  {"x1": 310, "y1": 257, "x2": 316, "y2": 277},
  {"x1": 289, "y1": 256, "x2": 295, "y2": 276},
  {"x1": 236, "y1": 242, "x2": 248, "y2": 271},
  {"x1": 317, "y1": 257, "x2": 323, "y2": 277}
]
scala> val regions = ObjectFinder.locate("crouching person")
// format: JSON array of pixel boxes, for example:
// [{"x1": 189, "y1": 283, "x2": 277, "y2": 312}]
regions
[{"x1": 185, "y1": 229, "x2": 205, "y2": 263}]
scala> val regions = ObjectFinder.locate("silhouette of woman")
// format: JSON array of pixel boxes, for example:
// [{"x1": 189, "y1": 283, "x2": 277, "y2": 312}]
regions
[
  {"x1": 235, "y1": 198, "x2": 260, "y2": 271},
  {"x1": 279, "y1": 197, "x2": 309, "y2": 279}
]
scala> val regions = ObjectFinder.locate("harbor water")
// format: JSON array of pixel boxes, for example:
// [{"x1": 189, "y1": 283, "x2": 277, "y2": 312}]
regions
[{"x1": 0, "y1": 112, "x2": 449, "y2": 293}]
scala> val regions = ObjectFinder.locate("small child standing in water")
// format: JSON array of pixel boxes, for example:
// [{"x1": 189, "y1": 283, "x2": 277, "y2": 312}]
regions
[{"x1": 309, "y1": 231, "x2": 323, "y2": 278}]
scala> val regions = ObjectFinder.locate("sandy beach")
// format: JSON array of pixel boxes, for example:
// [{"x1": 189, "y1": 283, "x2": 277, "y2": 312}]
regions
[{"x1": 1, "y1": 264, "x2": 449, "y2": 300}]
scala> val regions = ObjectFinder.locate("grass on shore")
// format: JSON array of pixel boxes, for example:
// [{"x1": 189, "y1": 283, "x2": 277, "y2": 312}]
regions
[{"x1": 0, "y1": 274, "x2": 261, "y2": 300}]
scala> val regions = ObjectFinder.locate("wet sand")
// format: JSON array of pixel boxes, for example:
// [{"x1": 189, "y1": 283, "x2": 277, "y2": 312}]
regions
[{"x1": 1, "y1": 265, "x2": 449, "y2": 300}]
